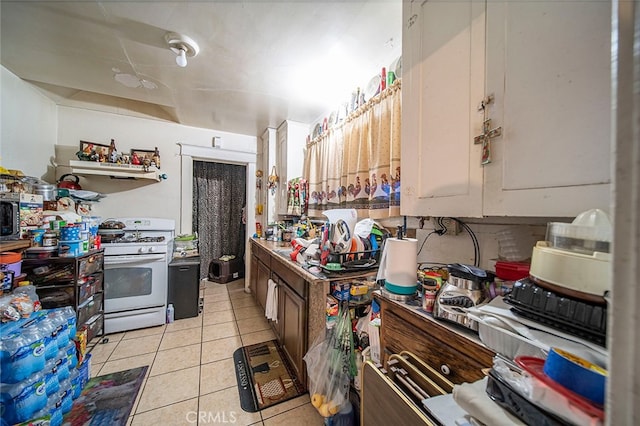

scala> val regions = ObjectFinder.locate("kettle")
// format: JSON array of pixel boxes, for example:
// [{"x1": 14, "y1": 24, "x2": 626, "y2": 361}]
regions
[
  {"x1": 57, "y1": 174, "x2": 82, "y2": 190},
  {"x1": 433, "y1": 263, "x2": 494, "y2": 331}
]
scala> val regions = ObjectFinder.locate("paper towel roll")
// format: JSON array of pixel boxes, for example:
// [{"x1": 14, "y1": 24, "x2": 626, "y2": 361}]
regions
[{"x1": 378, "y1": 237, "x2": 418, "y2": 295}]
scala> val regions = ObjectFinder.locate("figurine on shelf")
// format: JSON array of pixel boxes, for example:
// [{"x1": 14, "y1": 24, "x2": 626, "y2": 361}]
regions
[
  {"x1": 76, "y1": 143, "x2": 98, "y2": 161},
  {"x1": 121, "y1": 153, "x2": 130, "y2": 164},
  {"x1": 152, "y1": 147, "x2": 161, "y2": 169},
  {"x1": 142, "y1": 157, "x2": 151, "y2": 172},
  {"x1": 131, "y1": 152, "x2": 141, "y2": 165},
  {"x1": 108, "y1": 139, "x2": 119, "y2": 163}
]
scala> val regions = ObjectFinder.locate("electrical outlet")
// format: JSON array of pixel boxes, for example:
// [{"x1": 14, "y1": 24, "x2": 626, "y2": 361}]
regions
[{"x1": 433, "y1": 217, "x2": 462, "y2": 235}]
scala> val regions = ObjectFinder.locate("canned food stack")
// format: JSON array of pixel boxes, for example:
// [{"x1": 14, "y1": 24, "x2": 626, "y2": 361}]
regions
[{"x1": 24, "y1": 216, "x2": 101, "y2": 259}]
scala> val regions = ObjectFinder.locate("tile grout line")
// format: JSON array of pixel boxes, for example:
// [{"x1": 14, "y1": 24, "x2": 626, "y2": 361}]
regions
[
  {"x1": 197, "y1": 278, "x2": 206, "y2": 426},
  {"x1": 129, "y1": 329, "x2": 164, "y2": 421},
  {"x1": 126, "y1": 279, "x2": 262, "y2": 423}
]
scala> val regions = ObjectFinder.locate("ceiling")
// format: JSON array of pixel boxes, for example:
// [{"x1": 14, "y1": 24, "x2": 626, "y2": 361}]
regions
[{"x1": 0, "y1": 1, "x2": 402, "y2": 138}]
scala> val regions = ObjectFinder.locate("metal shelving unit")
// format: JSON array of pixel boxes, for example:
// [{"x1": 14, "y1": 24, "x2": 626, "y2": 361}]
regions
[{"x1": 22, "y1": 249, "x2": 106, "y2": 347}]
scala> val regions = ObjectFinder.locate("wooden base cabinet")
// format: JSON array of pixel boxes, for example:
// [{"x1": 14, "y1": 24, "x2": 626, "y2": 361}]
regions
[
  {"x1": 277, "y1": 279, "x2": 306, "y2": 382},
  {"x1": 256, "y1": 258, "x2": 270, "y2": 312},
  {"x1": 271, "y1": 256, "x2": 308, "y2": 386},
  {"x1": 249, "y1": 240, "x2": 309, "y2": 387},
  {"x1": 251, "y1": 243, "x2": 271, "y2": 312},
  {"x1": 377, "y1": 295, "x2": 494, "y2": 385}
]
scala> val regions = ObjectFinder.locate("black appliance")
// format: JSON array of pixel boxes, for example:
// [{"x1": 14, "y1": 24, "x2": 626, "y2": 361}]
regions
[{"x1": 168, "y1": 256, "x2": 201, "y2": 320}]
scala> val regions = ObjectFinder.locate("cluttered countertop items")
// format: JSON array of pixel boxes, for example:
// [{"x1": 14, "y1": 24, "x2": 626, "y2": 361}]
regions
[
  {"x1": 254, "y1": 209, "x2": 391, "y2": 280},
  {"x1": 372, "y1": 209, "x2": 610, "y2": 425}
]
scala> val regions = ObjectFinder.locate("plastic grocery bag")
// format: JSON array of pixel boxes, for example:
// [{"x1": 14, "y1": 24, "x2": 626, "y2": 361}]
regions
[{"x1": 304, "y1": 303, "x2": 357, "y2": 418}]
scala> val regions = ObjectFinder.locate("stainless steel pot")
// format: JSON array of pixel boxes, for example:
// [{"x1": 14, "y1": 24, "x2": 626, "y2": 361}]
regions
[{"x1": 31, "y1": 182, "x2": 58, "y2": 201}]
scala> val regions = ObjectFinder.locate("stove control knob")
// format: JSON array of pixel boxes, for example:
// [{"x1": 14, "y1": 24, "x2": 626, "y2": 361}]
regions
[
  {"x1": 138, "y1": 247, "x2": 146, "y2": 253},
  {"x1": 148, "y1": 247, "x2": 155, "y2": 253}
]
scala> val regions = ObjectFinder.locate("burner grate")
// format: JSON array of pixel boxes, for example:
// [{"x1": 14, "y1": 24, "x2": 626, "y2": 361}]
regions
[{"x1": 103, "y1": 236, "x2": 166, "y2": 244}]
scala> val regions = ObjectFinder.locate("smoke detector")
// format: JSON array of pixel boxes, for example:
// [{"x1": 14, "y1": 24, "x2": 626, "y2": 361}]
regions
[{"x1": 165, "y1": 32, "x2": 200, "y2": 67}]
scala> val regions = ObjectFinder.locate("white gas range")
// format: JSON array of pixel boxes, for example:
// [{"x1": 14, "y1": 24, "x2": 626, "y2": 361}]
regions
[{"x1": 102, "y1": 217, "x2": 175, "y2": 334}]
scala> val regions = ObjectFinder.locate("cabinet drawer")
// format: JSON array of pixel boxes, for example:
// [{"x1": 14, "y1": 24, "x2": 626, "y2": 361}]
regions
[
  {"x1": 79, "y1": 252, "x2": 103, "y2": 277},
  {"x1": 77, "y1": 273, "x2": 102, "y2": 304},
  {"x1": 253, "y1": 244, "x2": 271, "y2": 266},
  {"x1": 37, "y1": 286, "x2": 74, "y2": 309},
  {"x1": 82, "y1": 313, "x2": 103, "y2": 342},
  {"x1": 77, "y1": 292, "x2": 103, "y2": 326},
  {"x1": 271, "y1": 259, "x2": 306, "y2": 299},
  {"x1": 382, "y1": 309, "x2": 490, "y2": 384}
]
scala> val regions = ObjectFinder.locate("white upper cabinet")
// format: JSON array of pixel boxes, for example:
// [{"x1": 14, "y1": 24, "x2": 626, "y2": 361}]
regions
[
  {"x1": 401, "y1": 0, "x2": 611, "y2": 218},
  {"x1": 276, "y1": 120, "x2": 308, "y2": 215},
  {"x1": 482, "y1": 0, "x2": 611, "y2": 216},
  {"x1": 401, "y1": 0, "x2": 486, "y2": 217}
]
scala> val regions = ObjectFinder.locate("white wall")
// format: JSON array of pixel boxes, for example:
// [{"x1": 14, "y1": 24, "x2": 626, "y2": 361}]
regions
[
  {"x1": 0, "y1": 66, "x2": 57, "y2": 181},
  {"x1": 54, "y1": 106, "x2": 256, "y2": 230},
  {"x1": 378, "y1": 216, "x2": 551, "y2": 271}
]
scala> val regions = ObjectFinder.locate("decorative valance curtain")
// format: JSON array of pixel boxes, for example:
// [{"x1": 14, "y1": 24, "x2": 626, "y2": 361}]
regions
[{"x1": 304, "y1": 80, "x2": 401, "y2": 219}]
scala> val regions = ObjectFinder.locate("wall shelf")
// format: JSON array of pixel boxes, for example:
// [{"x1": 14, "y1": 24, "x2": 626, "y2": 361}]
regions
[{"x1": 69, "y1": 160, "x2": 161, "y2": 181}]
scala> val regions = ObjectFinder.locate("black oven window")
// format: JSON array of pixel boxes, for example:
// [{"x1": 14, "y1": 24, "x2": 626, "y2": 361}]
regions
[{"x1": 104, "y1": 268, "x2": 153, "y2": 299}]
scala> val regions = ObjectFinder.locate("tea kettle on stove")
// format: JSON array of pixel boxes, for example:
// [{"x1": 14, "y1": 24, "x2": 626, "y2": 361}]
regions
[
  {"x1": 57, "y1": 174, "x2": 82, "y2": 190},
  {"x1": 433, "y1": 263, "x2": 494, "y2": 331}
]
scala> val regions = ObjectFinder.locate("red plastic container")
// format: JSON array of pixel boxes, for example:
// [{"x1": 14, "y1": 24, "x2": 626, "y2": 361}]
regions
[{"x1": 495, "y1": 261, "x2": 530, "y2": 281}]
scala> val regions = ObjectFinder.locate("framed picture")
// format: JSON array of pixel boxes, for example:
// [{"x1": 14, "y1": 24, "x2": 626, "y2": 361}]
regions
[
  {"x1": 78, "y1": 140, "x2": 110, "y2": 161},
  {"x1": 130, "y1": 148, "x2": 159, "y2": 168}
]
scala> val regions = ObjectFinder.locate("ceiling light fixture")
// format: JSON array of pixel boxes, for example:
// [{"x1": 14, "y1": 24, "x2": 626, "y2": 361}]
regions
[{"x1": 165, "y1": 32, "x2": 199, "y2": 68}]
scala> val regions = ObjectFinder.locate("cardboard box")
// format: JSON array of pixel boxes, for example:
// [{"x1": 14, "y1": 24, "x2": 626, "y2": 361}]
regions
[{"x1": 19, "y1": 193, "x2": 43, "y2": 238}]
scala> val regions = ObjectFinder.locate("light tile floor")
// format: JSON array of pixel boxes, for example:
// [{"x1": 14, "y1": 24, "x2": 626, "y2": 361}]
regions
[{"x1": 89, "y1": 278, "x2": 326, "y2": 426}]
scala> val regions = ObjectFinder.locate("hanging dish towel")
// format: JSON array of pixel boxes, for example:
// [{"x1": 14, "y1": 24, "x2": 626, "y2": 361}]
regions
[{"x1": 265, "y1": 279, "x2": 278, "y2": 322}]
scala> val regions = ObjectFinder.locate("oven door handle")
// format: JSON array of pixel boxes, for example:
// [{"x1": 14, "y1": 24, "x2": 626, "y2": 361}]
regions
[{"x1": 104, "y1": 254, "x2": 166, "y2": 265}]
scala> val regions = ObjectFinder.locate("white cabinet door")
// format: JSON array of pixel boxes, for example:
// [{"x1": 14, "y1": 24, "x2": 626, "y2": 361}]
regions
[
  {"x1": 483, "y1": 0, "x2": 611, "y2": 216},
  {"x1": 276, "y1": 128, "x2": 288, "y2": 215},
  {"x1": 401, "y1": 0, "x2": 486, "y2": 217}
]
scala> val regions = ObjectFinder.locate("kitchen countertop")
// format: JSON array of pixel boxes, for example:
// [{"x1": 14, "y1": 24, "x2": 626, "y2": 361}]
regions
[
  {"x1": 374, "y1": 289, "x2": 486, "y2": 348},
  {"x1": 169, "y1": 255, "x2": 201, "y2": 266},
  {"x1": 0, "y1": 240, "x2": 32, "y2": 253},
  {"x1": 251, "y1": 237, "x2": 378, "y2": 283}
]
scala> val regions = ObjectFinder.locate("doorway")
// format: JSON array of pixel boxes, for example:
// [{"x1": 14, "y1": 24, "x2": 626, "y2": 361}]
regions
[{"x1": 192, "y1": 161, "x2": 247, "y2": 279}]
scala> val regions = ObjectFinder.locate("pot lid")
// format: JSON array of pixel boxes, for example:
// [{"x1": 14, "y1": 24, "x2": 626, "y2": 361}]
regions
[{"x1": 31, "y1": 182, "x2": 57, "y2": 189}]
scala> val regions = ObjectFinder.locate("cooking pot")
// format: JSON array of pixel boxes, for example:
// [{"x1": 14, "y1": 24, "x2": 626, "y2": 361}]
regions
[
  {"x1": 97, "y1": 228, "x2": 125, "y2": 242},
  {"x1": 57, "y1": 174, "x2": 82, "y2": 190},
  {"x1": 31, "y1": 182, "x2": 57, "y2": 201},
  {"x1": 99, "y1": 219, "x2": 126, "y2": 230}
]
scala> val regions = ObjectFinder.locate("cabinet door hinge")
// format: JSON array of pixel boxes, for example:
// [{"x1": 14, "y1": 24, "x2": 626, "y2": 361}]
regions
[
  {"x1": 408, "y1": 14, "x2": 418, "y2": 28},
  {"x1": 477, "y1": 94, "x2": 495, "y2": 112}
]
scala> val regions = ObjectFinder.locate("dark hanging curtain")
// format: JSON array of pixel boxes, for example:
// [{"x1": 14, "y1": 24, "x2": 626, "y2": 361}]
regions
[{"x1": 193, "y1": 161, "x2": 246, "y2": 279}]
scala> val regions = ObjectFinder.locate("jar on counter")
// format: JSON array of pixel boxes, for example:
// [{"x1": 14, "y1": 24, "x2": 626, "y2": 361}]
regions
[
  {"x1": 422, "y1": 283, "x2": 438, "y2": 314},
  {"x1": 29, "y1": 229, "x2": 46, "y2": 247},
  {"x1": 42, "y1": 232, "x2": 58, "y2": 248}
]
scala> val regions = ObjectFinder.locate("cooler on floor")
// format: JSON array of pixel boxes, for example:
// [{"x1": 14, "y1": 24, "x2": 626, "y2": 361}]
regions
[
  {"x1": 208, "y1": 257, "x2": 244, "y2": 283},
  {"x1": 168, "y1": 257, "x2": 201, "y2": 319}
]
